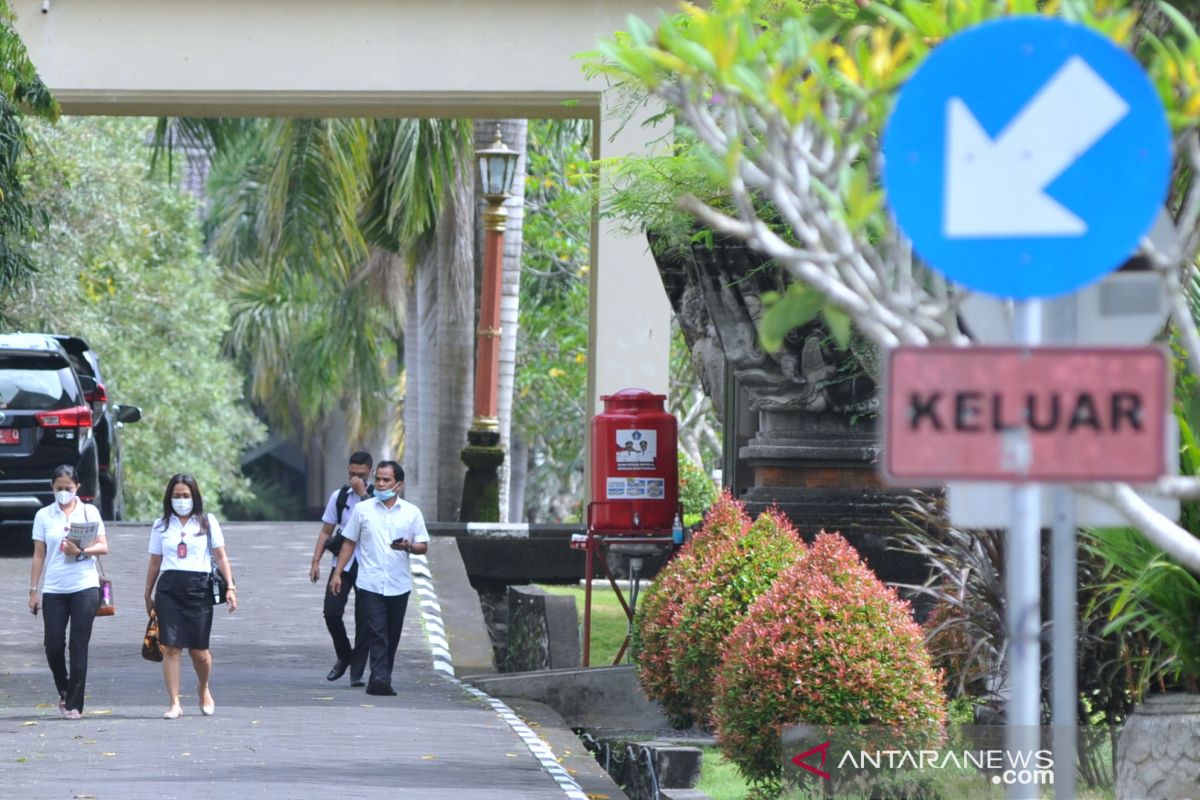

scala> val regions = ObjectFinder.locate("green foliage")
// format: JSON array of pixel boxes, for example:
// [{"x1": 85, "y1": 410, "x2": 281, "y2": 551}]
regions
[
  {"x1": 714, "y1": 532, "x2": 947, "y2": 788},
  {"x1": 201, "y1": 118, "x2": 447, "y2": 435},
  {"x1": 515, "y1": 119, "x2": 593, "y2": 522},
  {"x1": 678, "y1": 451, "x2": 717, "y2": 525},
  {"x1": 670, "y1": 508, "x2": 805, "y2": 724},
  {"x1": 596, "y1": 125, "x2": 735, "y2": 254},
  {"x1": 586, "y1": 0, "x2": 1200, "y2": 361},
  {"x1": 7, "y1": 118, "x2": 264, "y2": 517},
  {"x1": 0, "y1": 1, "x2": 58, "y2": 300},
  {"x1": 1086, "y1": 526, "x2": 1200, "y2": 694},
  {"x1": 633, "y1": 491, "x2": 752, "y2": 725}
]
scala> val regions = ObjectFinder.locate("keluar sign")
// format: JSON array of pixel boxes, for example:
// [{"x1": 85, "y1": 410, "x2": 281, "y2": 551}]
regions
[{"x1": 883, "y1": 346, "x2": 1169, "y2": 484}]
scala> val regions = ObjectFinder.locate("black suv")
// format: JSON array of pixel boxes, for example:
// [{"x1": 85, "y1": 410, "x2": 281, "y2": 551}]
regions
[
  {"x1": 51, "y1": 335, "x2": 141, "y2": 520},
  {"x1": 0, "y1": 333, "x2": 101, "y2": 530}
]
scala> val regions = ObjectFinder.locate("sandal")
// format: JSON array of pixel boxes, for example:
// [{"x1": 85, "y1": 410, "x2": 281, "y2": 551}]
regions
[
  {"x1": 57, "y1": 698, "x2": 66, "y2": 718},
  {"x1": 162, "y1": 706, "x2": 183, "y2": 720},
  {"x1": 199, "y1": 686, "x2": 215, "y2": 716},
  {"x1": 63, "y1": 709, "x2": 82, "y2": 720}
]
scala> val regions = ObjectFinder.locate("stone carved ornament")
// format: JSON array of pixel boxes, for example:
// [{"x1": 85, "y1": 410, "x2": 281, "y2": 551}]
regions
[{"x1": 652, "y1": 234, "x2": 878, "y2": 416}]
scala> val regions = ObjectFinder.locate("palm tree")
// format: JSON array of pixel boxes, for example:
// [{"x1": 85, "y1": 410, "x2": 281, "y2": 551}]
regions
[{"x1": 157, "y1": 116, "x2": 477, "y2": 518}]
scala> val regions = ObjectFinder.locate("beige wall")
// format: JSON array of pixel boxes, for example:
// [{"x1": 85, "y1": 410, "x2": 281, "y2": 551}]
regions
[{"x1": 13, "y1": 0, "x2": 673, "y2": 421}]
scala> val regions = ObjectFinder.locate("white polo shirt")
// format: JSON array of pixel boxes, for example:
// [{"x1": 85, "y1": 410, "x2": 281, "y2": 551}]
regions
[
  {"x1": 320, "y1": 487, "x2": 365, "y2": 568},
  {"x1": 148, "y1": 514, "x2": 225, "y2": 573},
  {"x1": 341, "y1": 496, "x2": 429, "y2": 596},
  {"x1": 32, "y1": 501, "x2": 104, "y2": 594}
]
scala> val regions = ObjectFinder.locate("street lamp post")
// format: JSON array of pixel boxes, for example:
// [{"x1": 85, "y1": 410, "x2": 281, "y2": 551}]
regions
[{"x1": 460, "y1": 126, "x2": 520, "y2": 522}]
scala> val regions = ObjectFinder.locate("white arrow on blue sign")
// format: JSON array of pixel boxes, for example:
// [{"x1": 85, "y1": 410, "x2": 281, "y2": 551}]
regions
[{"x1": 882, "y1": 17, "x2": 1171, "y2": 299}]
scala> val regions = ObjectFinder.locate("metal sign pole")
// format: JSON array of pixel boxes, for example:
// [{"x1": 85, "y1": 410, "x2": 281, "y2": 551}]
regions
[
  {"x1": 1008, "y1": 300, "x2": 1042, "y2": 800},
  {"x1": 1049, "y1": 279, "x2": 1079, "y2": 799},
  {"x1": 1051, "y1": 487, "x2": 1078, "y2": 798}
]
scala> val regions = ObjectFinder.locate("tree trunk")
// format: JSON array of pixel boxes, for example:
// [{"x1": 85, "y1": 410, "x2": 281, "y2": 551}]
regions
[
  {"x1": 414, "y1": 236, "x2": 440, "y2": 516},
  {"x1": 508, "y1": 431, "x2": 529, "y2": 522},
  {"x1": 474, "y1": 119, "x2": 528, "y2": 523},
  {"x1": 402, "y1": 256, "x2": 421, "y2": 502},
  {"x1": 435, "y1": 156, "x2": 475, "y2": 521}
]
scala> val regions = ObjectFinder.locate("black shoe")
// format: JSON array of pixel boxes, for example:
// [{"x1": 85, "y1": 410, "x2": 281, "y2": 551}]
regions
[
  {"x1": 326, "y1": 660, "x2": 349, "y2": 682},
  {"x1": 365, "y1": 681, "x2": 397, "y2": 696},
  {"x1": 349, "y1": 677, "x2": 365, "y2": 688}
]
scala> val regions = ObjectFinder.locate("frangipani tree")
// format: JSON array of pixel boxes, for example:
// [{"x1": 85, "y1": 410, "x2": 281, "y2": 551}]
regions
[{"x1": 587, "y1": 0, "x2": 1200, "y2": 571}]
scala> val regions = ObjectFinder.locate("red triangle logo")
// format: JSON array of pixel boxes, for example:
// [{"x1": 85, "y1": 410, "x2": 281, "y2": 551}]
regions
[{"x1": 790, "y1": 740, "x2": 832, "y2": 781}]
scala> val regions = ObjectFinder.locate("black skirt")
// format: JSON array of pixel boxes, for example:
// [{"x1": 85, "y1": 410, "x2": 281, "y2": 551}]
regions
[{"x1": 155, "y1": 570, "x2": 213, "y2": 650}]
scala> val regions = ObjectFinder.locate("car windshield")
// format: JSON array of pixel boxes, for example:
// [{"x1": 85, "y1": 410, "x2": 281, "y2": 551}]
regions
[{"x1": 0, "y1": 357, "x2": 75, "y2": 410}]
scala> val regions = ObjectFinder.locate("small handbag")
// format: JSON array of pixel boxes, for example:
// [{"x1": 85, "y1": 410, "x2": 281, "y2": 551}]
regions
[
  {"x1": 142, "y1": 613, "x2": 163, "y2": 662},
  {"x1": 208, "y1": 561, "x2": 228, "y2": 606},
  {"x1": 201, "y1": 514, "x2": 228, "y2": 606},
  {"x1": 95, "y1": 555, "x2": 115, "y2": 617}
]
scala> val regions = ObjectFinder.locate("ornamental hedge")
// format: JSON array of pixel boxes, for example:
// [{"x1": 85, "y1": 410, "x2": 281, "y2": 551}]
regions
[
  {"x1": 713, "y1": 531, "x2": 947, "y2": 786},
  {"x1": 632, "y1": 490, "x2": 750, "y2": 725},
  {"x1": 670, "y1": 507, "x2": 805, "y2": 725}
]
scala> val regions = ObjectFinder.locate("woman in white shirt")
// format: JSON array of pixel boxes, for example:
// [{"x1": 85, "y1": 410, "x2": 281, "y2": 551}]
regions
[
  {"x1": 28, "y1": 464, "x2": 108, "y2": 720},
  {"x1": 143, "y1": 474, "x2": 237, "y2": 720}
]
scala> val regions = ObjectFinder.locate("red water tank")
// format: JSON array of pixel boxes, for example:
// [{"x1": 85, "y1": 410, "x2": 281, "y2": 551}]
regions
[{"x1": 589, "y1": 388, "x2": 679, "y2": 533}]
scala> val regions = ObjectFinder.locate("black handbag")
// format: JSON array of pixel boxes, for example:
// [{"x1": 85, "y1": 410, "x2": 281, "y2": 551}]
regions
[
  {"x1": 142, "y1": 613, "x2": 163, "y2": 662},
  {"x1": 199, "y1": 513, "x2": 228, "y2": 605},
  {"x1": 208, "y1": 561, "x2": 228, "y2": 606}
]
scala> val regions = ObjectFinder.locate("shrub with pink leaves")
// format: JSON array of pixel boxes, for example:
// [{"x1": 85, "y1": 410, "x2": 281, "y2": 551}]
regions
[
  {"x1": 713, "y1": 531, "x2": 947, "y2": 786},
  {"x1": 669, "y1": 507, "x2": 805, "y2": 725},
  {"x1": 632, "y1": 490, "x2": 750, "y2": 725}
]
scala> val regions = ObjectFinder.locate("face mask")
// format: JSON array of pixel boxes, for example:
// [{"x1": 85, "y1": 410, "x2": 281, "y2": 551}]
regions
[
  {"x1": 54, "y1": 489, "x2": 75, "y2": 506},
  {"x1": 375, "y1": 488, "x2": 396, "y2": 502},
  {"x1": 172, "y1": 498, "x2": 194, "y2": 516}
]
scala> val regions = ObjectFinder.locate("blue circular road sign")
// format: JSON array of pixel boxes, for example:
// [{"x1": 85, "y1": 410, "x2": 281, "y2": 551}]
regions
[{"x1": 882, "y1": 17, "x2": 1171, "y2": 299}]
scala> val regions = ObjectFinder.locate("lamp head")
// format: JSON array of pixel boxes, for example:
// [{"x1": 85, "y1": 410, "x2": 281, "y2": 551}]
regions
[{"x1": 476, "y1": 125, "x2": 519, "y2": 201}]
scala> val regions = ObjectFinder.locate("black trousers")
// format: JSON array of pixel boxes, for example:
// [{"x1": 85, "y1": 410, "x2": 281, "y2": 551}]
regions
[
  {"x1": 42, "y1": 587, "x2": 100, "y2": 712},
  {"x1": 324, "y1": 563, "x2": 367, "y2": 678},
  {"x1": 356, "y1": 589, "x2": 410, "y2": 688}
]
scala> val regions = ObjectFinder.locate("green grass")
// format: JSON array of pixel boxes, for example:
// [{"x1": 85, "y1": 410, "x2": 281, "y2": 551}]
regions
[
  {"x1": 697, "y1": 745, "x2": 754, "y2": 800},
  {"x1": 537, "y1": 583, "x2": 633, "y2": 666}
]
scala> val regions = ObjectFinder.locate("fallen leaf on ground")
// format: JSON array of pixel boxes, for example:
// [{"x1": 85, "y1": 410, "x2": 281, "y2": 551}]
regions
[
  {"x1": 313, "y1": 697, "x2": 334, "y2": 701},
  {"x1": 21, "y1": 721, "x2": 36, "y2": 727},
  {"x1": 359, "y1": 705, "x2": 375, "y2": 709},
  {"x1": 101, "y1": 752, "x2": 116, "y2": 757},
  {"x1": 89, "y1": 709, "x2": 112, "y2": 716},
  {"x1": 421, "y1": 755, "x2": 436, "y2": 760}
]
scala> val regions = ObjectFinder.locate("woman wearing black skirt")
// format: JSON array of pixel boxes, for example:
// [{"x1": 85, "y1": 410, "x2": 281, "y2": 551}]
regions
[{"x1": 143, "y1": 474, "x2": 237, "y2": 719}]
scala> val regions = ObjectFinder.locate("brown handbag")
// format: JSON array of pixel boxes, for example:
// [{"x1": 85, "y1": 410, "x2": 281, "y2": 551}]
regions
[
  {"x1": 95, "y1": 556, "x2": 115, "y2": 617},
  {"x1": 142, "y1": 613, "x2": 163, "y2": 662}
]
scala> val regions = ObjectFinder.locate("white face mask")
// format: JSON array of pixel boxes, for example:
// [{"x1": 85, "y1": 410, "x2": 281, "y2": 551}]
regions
[
  {"x1": 172, "y1": 497, "x2": 194, "y2": 516},
  {"x1": 54, "y1": 489, "x2": 75, "y2": 506}
]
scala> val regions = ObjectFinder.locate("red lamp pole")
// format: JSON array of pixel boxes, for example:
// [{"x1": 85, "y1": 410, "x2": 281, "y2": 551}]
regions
[
  {"x1": 471, "y1": 198, "x2": 506, "y2": 433},
  {"x1": 461, "y1": 126, "x2": 517, "y2": 523}
]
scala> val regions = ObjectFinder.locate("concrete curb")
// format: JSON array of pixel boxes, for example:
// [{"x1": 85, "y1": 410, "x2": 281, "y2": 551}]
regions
[{"x1": 410, "y1": 553, "x2": 625, "y2": 800}]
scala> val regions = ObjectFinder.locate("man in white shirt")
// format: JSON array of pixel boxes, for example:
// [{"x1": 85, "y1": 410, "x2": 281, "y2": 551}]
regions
[
  {"x1": 331, "y1": 460, "x2": 429, "y2": 696},
  {"x1": 308, "y1": 451, "x2": 373, "y2": 686}
]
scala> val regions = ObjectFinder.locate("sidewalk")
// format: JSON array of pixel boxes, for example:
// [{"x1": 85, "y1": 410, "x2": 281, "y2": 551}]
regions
[{"x1": 0, "y1": 522, "x2": 589, "y2": 799}]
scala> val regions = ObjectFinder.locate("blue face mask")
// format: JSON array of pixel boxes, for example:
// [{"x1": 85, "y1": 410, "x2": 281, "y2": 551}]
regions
[{"x1": 375, "y1": 487, "x2": 397, "y2": 501}]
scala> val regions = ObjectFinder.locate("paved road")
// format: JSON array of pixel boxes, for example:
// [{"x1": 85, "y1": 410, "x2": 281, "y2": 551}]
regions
[{"x1": 0, "y1": 522, "x2": 580, "y2": 800}]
